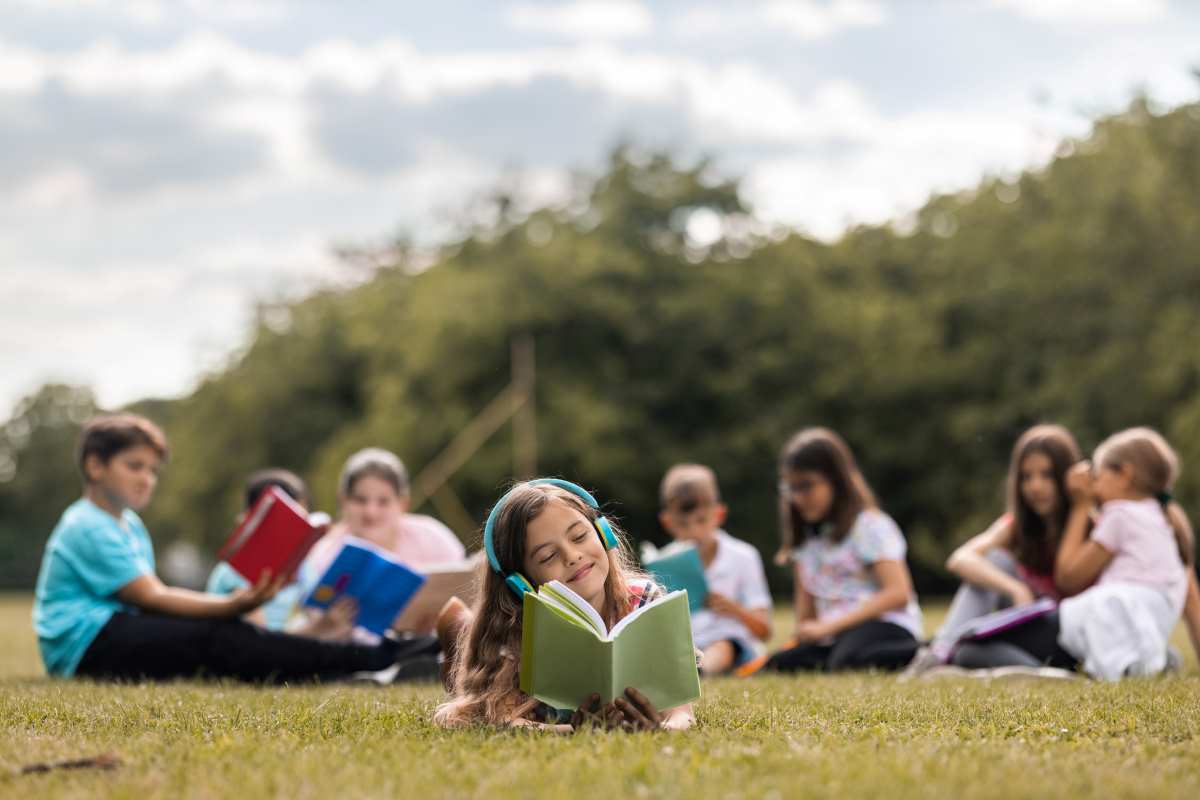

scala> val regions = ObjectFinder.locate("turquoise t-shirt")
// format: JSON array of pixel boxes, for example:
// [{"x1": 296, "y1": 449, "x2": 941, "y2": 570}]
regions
[
  {"x1": 33, "y1": 498, "x2": 156, "y2": 677},
  {"x1": 205, "y1": 561, "x2": 303, "y2": 631}
]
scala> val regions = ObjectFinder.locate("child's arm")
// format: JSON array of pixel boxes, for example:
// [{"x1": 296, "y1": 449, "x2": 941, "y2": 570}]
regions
[
  {"x1": 705, "y1": 593, "x2": 771, "y2": 640},
  {"x1": 945, "y1": 516, "x2": 1034, "y2": 605},
  {"x1": 793, "y1": 561, "x2": 816, "y2": 623},
  {"x1": 1054, "y1": 463, "x2": 1114, "y2": 594},
  {"x1": 117, "y1": 571, "x2": 284, "y2": 618},
  {"x1": 1183, "y1": 570, "x2": 1200, "y2": 666},
  {"x1": 795, "y1": 559, "x2": 911, "y2": 641}
]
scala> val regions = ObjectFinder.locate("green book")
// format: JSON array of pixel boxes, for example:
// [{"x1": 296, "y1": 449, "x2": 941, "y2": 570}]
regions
[{"x1": 519, "y1": 580, "x2": 701, "y2": 713}]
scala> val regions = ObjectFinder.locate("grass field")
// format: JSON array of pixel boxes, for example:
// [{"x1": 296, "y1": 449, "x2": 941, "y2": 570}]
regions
[{"x1": 2, "y1": 594, "x2": 1199, "y2": 799}]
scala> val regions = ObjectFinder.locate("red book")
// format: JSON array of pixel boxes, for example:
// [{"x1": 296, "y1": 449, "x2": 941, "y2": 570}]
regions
[{"x1": 217, "y1": 486, "x2": 328, "y2": 584}]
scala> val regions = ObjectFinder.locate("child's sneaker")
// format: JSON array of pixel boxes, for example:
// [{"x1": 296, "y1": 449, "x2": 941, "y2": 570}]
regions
[{"x1": 898, "y1": 645, "x2": 943, "y2": 682}]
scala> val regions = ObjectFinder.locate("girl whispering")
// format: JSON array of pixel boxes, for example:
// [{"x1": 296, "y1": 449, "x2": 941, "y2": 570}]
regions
[
  {"x1": 434, "y1": 479, "x2": 695, "y2": 731},
  {"x1": 966, "y1": 427, "x2": 1200, "y2": 679},
  {"x1": 744, "y1": 427, "x2": 922, "y2": 673}
]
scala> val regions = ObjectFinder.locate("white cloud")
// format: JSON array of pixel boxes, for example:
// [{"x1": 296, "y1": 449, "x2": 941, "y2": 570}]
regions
[
  {"x1": 763, "y1": 0, "x2": 886, "y2": 40},
  {"x1": 505, "y1": 0, "x2": 653, "y2": 39},
  {"x1": 989, "y1": 0, "x2": 1169, "y2": 25},
  {"x1": 676, "y1": 0, "x2": 886, "y2": 41},
  {"x1": 3, "y1": 0, "x2": 287, "y2": 27}
]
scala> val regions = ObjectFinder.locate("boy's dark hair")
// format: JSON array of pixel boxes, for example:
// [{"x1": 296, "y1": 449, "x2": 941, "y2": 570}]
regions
[
  {"x1": 778, "y1": 427, "x2": 876, "y2": 549},
  {"x1": 245, "y1": 468, "x2": 309, "y2": 510},
  {"x1": 659, "y1": 464, "x2": 721, "y2": 513},
  {"x1": 77, "y1": 413, "x2": 169, "y2": 480}
]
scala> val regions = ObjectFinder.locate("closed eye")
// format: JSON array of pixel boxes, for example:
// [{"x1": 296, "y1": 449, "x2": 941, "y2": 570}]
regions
[{"x1": 538, "y1": 549, "x2": 557, "y2": 565}]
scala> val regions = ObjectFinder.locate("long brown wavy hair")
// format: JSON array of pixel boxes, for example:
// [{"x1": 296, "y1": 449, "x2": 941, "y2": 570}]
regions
[
  {"x1": 1006, "y1": 424, "x2": 1082, "y2": 575},
  {"x1": 434, "y1": 482, "x2": 650, "y2": 727}
]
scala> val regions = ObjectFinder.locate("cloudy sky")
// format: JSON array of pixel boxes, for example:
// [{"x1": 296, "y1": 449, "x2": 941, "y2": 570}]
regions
[{"x1": 2, "y1": 0, "x2": 1198, "y2": 417}]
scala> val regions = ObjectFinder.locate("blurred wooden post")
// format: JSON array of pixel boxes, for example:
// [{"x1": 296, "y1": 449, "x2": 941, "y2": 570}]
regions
[{"x1": 408, "y1": 336, "x2": 538, "y2": 529}]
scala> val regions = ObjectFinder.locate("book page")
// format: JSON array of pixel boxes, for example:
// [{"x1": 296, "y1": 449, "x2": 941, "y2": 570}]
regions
[
  {"x1": 540, "y1": 580, "x2": 608, "y2": 638},
  {"x1": 608, "y1": 589, "x2": 688, "y2": 639}
]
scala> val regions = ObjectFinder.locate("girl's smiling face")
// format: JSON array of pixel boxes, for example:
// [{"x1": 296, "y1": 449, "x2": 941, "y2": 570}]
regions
[{"x1": 522, "y1": 498, "x2": 610, "y2": 610}]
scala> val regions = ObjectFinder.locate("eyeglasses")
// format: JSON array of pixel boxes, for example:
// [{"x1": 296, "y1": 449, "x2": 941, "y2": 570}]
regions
[{"x1": 778, "y1": 478, "x2": 822, "y2": 497}]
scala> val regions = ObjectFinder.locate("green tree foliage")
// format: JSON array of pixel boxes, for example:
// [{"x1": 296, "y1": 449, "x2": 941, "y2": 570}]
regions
[
  {"x1": 4, "y1": 99, "x2": 1198, "y2": 591},
  {"x1": 0, "y1": 385, "x2": 97, "y2": 587}
]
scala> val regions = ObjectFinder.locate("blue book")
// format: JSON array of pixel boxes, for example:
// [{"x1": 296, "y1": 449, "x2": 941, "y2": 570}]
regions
[
  {"x1": 642, "y1": 543, "x2": 708, "y2": 613},
  {"x1": 303, "y1": 537, "x2": 427, "y2": 636}
]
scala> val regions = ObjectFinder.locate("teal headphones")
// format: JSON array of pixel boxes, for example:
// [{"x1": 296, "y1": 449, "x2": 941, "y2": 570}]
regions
[{"x1": 483, "y1": 478, "x2": 620, "y2": 598}]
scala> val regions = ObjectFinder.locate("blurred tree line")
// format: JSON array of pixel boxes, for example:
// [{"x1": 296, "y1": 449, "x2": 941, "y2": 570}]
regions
[{"x1": 2, "y1": 97, "x2": 1198, "y2": 592}]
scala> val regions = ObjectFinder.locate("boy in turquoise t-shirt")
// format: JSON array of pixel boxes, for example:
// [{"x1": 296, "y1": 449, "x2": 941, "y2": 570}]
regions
[
  {"x1": 32, "y1": 413, "x2": 416, "y2": 682},
  {"x1": 34, "y1": 493, "x2": 158, "y2": 676}
]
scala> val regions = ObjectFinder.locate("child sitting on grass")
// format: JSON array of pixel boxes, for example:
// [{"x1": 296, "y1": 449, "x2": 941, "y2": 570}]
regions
[
  {"x1": 742, "y1": 427, "x2": 922, "y2": 674},
  {"x1": 954, "y1": 427, "x2": 1200, "y2": 679},
  {"x1": 301, "y1": 448, "x2": 465, "y2": 635},
  {"x1": 205, "y1": 468, "x2": 355, "y2": 640},
  {"x1": 32, "y1": 413, "x2": 418, "y2": 682},
  {"x1": 434, "y1": 479, "x2": 695, "y2": 731},
  {"x1": 657, "y1": 464, "x2": 771, "y2": 675},
  {"x1": 904, "y1": 424, "x2": 1085, "y2": 674}
]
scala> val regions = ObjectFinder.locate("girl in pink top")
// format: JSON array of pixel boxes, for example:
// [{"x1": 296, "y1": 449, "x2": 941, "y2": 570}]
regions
[{"x1": 300, "y1": 448, "x2": 466, "y2": 636}]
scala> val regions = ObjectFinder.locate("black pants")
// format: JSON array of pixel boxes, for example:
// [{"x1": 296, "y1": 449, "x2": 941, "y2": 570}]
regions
[
  {"x1": 75, "y1": 612, "x2": 434, "y2": 683},
  {"x1": 965, "y1": 610, "x2": 1077, "y2": 670},
  {"x1": 763, "y1": 620, "x2": 918, "y2": 672}
]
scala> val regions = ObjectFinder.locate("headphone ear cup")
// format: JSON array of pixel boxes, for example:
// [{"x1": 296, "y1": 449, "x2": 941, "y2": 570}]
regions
[
  {"x1": 506, "y1": 573, "x2": 534, "y2": 597},
  {"x1": 594, "y1": 516, "x2": 619, "y2": 550}
]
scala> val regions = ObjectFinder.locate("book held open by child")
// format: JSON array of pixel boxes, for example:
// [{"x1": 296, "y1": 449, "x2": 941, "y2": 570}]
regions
[
  {"x1": 641, "y1": 541, "x2": 708, "y2": 612},
  {"x1": 520, "y1": 580, "x2": 701, "y2": 712},
  {"x1": 303, "y1": 537, "x2": 427, "y2": 636},
  {"x1": 217, "y1": 485, "x2": 329, "y2": 584}
]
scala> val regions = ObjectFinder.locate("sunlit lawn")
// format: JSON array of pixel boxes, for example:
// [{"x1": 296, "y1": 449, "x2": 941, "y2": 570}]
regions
[{"x1": 1, "y1": 594, "x2": 1198, "y2": 799}]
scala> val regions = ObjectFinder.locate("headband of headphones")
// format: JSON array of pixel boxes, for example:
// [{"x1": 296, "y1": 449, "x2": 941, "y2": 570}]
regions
[{"x1": 483, "y1": 478, "x2": 619, "y2": 597}]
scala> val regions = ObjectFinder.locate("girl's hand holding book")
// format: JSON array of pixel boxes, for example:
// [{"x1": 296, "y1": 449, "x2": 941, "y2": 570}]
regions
[
  {"x1": 570, "y1": 692, "x2": 621, "y2": 732},
  {"x1": 612, "y1": 687, "x2": 665, "y2": 731}
]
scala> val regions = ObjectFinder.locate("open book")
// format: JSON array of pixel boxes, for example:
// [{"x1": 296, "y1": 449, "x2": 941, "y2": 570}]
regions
[
  {"x1": 519, "y1": 580, "x2": 701, "y2": 712},
  {"x1": 391, "y1": 557, "x2": 481, "y2": 633},
  {"x1": 641, "y1": 541, "x2": 708, "y2": 613},
  {"x1": 303, "y1": 537, "x2": 427, "y2": 636},
  {"x1": 216, "y1": 486, "x2": 329, "y2": 584}
]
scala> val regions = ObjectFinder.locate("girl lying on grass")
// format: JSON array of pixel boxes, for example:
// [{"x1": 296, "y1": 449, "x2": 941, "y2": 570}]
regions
[{"x1": 434, "y1": 479, "x2": 695, "y2": 731}]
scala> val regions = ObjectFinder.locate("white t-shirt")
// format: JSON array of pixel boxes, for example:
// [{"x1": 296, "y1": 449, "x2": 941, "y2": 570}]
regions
[
  {"x1": 690, "y1": 530, "x2": 772, "y2": 650},
  {"x1": 793, "y1": 509, "x2": 923, "y2": 639},
  {"x1": 1091, "y1": 498, "x2": 1187, "y2": 613}
]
